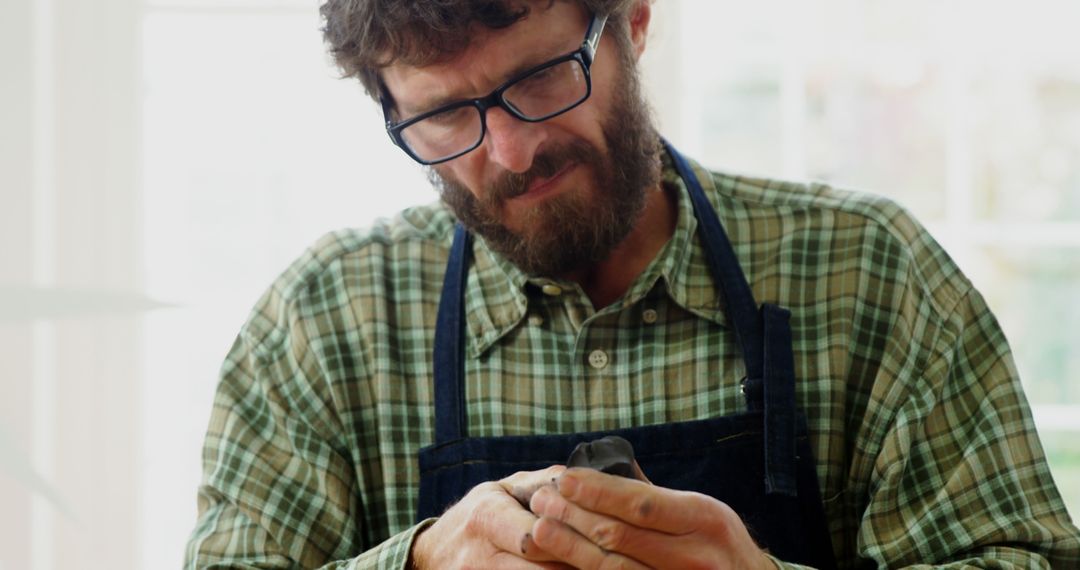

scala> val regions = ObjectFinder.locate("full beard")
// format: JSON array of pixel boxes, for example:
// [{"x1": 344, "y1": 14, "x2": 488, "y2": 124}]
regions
[{"x1": 430, "y1": 55, "x2": 661, "y2": 276}]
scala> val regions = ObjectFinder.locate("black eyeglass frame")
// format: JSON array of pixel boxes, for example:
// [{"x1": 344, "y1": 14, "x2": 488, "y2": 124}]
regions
[{"x1": 380, "y1": 12, "x2": 609, "y2": 165}]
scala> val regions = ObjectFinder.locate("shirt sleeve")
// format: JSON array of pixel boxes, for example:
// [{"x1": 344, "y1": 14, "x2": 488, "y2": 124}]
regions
[
  {"x1": 186, "y1": 490, "x2": 432, "y2": 569},
  {"x1": 846, "y1": 272, "x2": 1080, "y2": 566},
  {"x1": 184, "y1": 283, "x2": 433, "y2": 569}
]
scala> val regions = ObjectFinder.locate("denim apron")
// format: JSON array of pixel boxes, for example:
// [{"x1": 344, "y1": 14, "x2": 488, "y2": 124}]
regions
[{"x1": 416, "y1": 142, "x2": 837, "y2": 568}]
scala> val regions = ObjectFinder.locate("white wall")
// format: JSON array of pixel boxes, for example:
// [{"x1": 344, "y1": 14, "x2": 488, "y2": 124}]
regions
[{"x1": 2, "y1": 2, "x2": 1078, "y2": 569}]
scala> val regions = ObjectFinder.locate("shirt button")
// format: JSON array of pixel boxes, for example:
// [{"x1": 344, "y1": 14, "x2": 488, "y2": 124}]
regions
[
  {"x1": 642, "y1": 309, "x2": 658, "y2": 324},
  {"x1": 588, "y1": 349, "x2": 609, "y2": 370},
  {"x1": 528, "y1": 314, "x2": 544, "y2": 327},
  {"x1": 541, "y1": 284, "x2": 563, "y2": 296}
]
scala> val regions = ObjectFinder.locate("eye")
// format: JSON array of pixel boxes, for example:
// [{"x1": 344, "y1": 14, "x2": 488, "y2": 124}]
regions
[
  {"x1": 426, "y1": 106, "x2": 473, "y2": 126},
  {"x1": 519, "y1": 65, "x2": 560, "y2": 88}
]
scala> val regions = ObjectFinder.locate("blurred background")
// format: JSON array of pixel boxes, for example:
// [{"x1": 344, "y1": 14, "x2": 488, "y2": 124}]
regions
[{"x1": 1, "y1": 0, "x2": 1078, "y2": 568}]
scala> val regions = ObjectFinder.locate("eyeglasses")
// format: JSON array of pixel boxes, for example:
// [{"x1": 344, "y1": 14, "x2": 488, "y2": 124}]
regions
[{"x1": 381, "y1": 13, "x2": 608, "y2": 165}]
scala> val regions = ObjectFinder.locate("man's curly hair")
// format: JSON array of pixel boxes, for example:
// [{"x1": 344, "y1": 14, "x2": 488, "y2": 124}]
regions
[{"x1": 320, "y1": 0, "x2": 640, "y2": 100}]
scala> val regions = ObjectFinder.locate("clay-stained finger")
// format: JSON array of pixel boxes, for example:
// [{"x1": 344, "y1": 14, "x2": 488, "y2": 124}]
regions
[
  {"x1": 556, "y1": 467, "x2": 709, "y2": 535},
  {"x1": 531, "y1": 485, "x2": 690, "y2": 568},
  {"x1": 531, "y1": 515, "x2": 651, "y2": 570},
  {"x1": 501, "y1": 465, "x2": 566, "y2": 507},
  {"x1": 477, "y1": 487, "x2": 568, "y2": 562}
]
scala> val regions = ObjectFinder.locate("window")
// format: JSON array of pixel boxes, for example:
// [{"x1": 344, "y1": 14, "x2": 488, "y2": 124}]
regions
[{"x1": 670, "y1": 0, "x2": 1080, "y2": 515}]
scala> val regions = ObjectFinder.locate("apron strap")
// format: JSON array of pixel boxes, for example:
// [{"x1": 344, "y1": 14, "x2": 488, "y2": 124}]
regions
[
  {"x1": 662, "y1": 139, "x2": 797, "y2": 496},
  {"x1": 662, "y1": 139, "x2": 764, "y2": 383},
  {"x1": 433, "y1": 224, "x2": 471, "y2": 444},
  {"x1": 762, "y1": 304, "x2": 798, "y2": 496}
]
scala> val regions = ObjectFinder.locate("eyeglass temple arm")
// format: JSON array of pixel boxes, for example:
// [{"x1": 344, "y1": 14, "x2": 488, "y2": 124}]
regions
[
  {"x1": 581, "y1": 13, "x2": 608, "y2": 67},
  {"x1": 378, "y1": 79, "x2": 399, "y2": 135}
]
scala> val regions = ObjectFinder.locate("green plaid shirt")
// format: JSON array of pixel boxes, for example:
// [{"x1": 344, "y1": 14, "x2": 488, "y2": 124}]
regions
[{"x1": 186, "y1": 150, "x2": 1080, "y2": 569}]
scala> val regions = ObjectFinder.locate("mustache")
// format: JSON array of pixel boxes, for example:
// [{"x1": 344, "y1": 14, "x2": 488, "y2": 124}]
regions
[{"x1": 484, "y1": 140, "x2": 594, "y2": 204}]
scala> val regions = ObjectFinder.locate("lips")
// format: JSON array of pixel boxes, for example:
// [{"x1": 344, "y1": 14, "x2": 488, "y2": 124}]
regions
[
  {"x1": 484, "y1": 144, "x2": 586, "y2": 205},
  {"x1": 515, "y1": 162, "x2": 576, "y2": 202}
]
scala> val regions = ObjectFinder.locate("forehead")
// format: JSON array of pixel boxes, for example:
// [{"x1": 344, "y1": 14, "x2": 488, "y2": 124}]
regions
[{"x1": 381, "y1": 1, "x2": 589, "y2": 114}]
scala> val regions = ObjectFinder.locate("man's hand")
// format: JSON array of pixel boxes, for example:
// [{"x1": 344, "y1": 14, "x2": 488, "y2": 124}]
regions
[
  {"x1": 528, "y1": 467, "x2": 775, "y2": 570},
  {"x1": 410, "y1": 465, "x2": 575, "y2": 569}
]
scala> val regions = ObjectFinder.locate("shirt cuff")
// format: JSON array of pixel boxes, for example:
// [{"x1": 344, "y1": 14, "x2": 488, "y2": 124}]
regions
[{"x1": 348, "y1": 517, "x2": 439, "y2": 570}]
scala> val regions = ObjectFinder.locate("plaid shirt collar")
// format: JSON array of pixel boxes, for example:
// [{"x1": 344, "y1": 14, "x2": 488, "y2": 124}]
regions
[{"x1": 464, "y1": 148, "x2": 729, "y2": 358}]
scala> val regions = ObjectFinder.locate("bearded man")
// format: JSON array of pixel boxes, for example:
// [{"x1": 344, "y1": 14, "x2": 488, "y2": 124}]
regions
[{"x1": 185, "y1": 1, "x2": 1080, "y2": 568}]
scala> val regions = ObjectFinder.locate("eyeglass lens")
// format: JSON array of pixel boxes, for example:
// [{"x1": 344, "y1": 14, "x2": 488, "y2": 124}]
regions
[{"x1": 399, "y1": 58, "x2": 588, "y2": 163}]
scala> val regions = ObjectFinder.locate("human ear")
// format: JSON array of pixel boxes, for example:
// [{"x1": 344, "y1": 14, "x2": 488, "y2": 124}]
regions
[{"x1": 628, "y1": 0, "x2": 652, "y2": 59}]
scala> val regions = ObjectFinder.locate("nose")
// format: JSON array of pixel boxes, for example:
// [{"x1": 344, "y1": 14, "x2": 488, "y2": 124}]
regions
[{"x1": 482, "y1": 107, "x2": 547, "y2": 174}]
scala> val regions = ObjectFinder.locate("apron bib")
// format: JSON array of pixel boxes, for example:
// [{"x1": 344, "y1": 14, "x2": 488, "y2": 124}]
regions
[{"x1": 416, "y1": 141, "x2": 837, "y2": 568}]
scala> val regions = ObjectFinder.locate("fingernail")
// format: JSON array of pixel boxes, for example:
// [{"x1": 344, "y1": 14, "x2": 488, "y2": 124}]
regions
[{"x1": 520, "y1": 533, "x2": 531, "y2": 554}]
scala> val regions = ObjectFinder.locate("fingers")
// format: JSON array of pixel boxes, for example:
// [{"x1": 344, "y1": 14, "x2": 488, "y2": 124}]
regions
[
  {"x1": 502, "y1": 465, "x2": 567, "y2": 506},
  {"x1": 472, "y1": 481, "x2": 563, "y2": 562},
  {"x1": 502, "y1": 464, "x2": 568, "y2": 487},
  {"x1": 531, "y1": 485, "x2": 674, "y2": 569},
  {"x1": 527, "y1": 468, "x2": 773, "y2": 570},
  {"x1": 531, "y1": 514, "x2": 651, "y2": 570},
  {"x1": 531, "y1": 481, "x2": 768, "y2": 570},
  {"x1": 555, "y1": 468, "x2": 707, "y2": 535},
  {"x1": 491, "y1": 466, "x2": 568, "y2": 561},
  {"x1": 416, "y1": 466, "x2": 580, "y2": 568},
  {"x1": 535, "y1": 471, "x2": 770, "y2": 570}
]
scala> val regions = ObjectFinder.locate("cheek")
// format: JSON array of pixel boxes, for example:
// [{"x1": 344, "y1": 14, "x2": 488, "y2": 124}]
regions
[
  {"x1": 581, "y1": 40, "x2": 629, "y2": 131},
  {"x1": 435, "y1": 161, "x2": 482, "y2": 196},
  {"x1": 554, "y1": 71, "x2": 619, "y2": 153}
]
